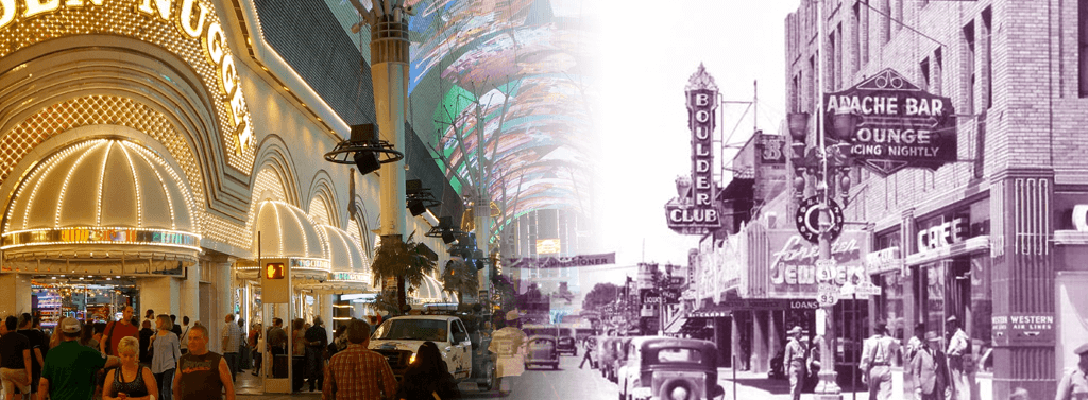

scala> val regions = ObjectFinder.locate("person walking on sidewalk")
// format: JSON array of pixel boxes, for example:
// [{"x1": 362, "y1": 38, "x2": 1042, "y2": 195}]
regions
[
  {"x1": 103, "y1": 336, "x2": 157, "y2": 400},
  {"x1": 784, "y1": 326, "x2": 806, "y2": 400},
  {"x1": 173, "y1": 325, "x2": 234, "y2": 400},
  {"x1": 150, "y1": 315, "x2": 181, "y2": 400},
  {"x1": 945, "y1": 316, "x2": 971, "y2": 400},
  {"x1": 1, "y1": 315, "x2": 32, "y2": 400},
  {"x1": 579, "y1": 336, "x2": 595, "y2": 369},
  {"x1": 220, "y1": 314, "x2": 241, "y2": 382},
  {"x1": 911, "y1": 330, "x2": 949, "y2": 400},
  {"x1": 304, "y1": 317, "x2": 328, "y2": 392},
  {"x1": 39, "y1": 318, "x2": 122, "y2": 400},
  {"x1": 861, "y1": 322, "x2": 900, "y2": 400},
  {"x1": 1056, "y1": 343, "x2": 1088, "y2": 400},
  {"x1": 322, "y1": 319, "x2": 396, "y2": 400}
]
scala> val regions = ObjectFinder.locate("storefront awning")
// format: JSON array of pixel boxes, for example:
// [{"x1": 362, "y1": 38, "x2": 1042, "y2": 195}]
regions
[
  {"x1": 317, "y1": 224, "x2": 370, "y2": 284},
  {"x1": 1, "y1": 138, "x2": 200, "y2": 274},
  {"x1": 408, "y1": 274, "x2": 457, "y2": 305},
  {"x1": 903, "y1": 236, "x2": 989, "y2": 266}
]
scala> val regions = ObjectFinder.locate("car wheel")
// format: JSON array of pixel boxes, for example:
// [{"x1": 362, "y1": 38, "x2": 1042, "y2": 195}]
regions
[
  {"x1": 574, "y1": 349, "x2": 578, "y2": 356},
  {"x1": 478, "y1": 364, "x2": 495, "y2": 390},
  {"x1": 552, "y1": 363, "x2": 559, "y2": 370}
]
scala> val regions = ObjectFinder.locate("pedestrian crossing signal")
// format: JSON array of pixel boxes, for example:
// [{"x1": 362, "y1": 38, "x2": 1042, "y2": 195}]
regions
[{"x1": 265, "y1": 262, "x2": 286, "y2": 279}]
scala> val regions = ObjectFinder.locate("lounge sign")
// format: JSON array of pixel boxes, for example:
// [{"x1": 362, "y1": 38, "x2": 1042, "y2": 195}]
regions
[
  {"x1": 666, "y1": 65, "x2": 721, "y2": 234},
  {"x1": 823, "y1": 69, "x2": 956, "y2": 176}
]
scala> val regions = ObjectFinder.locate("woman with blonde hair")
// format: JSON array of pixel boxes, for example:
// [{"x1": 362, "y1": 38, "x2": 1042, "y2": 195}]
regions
[
  {"x1": 149, "y1": 314, "x2": 180, "y2": 400},
  {"x1": 103, "y1": 336, "x2": 157, "y2": 400}
]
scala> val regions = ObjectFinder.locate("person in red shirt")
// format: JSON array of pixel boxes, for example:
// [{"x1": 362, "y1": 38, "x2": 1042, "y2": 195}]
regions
[
  {"x1": 322, "y1": 319, "x2": 396, "y2": 400},
  {"x1": 101, "y1": 307, "x2": 139, "y2": 357}
]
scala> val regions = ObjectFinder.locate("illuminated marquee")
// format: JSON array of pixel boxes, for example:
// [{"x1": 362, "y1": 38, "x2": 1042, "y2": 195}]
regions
[
  {"x1": 0, "y1": 0, "x2": 255, "y2": 165},
  {"x1": 665, "y1": 65, "x2": 721, "y2": 234}
]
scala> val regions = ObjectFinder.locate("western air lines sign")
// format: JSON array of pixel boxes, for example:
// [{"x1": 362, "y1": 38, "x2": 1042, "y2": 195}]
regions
[{"x1": 822, "y1": 69, "x2": 956, "y2": 176}]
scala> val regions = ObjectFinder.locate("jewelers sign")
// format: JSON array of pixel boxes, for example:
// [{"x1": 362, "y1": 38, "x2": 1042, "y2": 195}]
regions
[
  {"x1": 665, "y1": 65, "x2": 721, "y2": 234},
  {"x1": 823, "y1": 68, "x2": 956, "y2": 176}
]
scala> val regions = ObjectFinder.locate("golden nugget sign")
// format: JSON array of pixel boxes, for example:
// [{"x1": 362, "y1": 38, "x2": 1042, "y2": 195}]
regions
[
  {"x1": 665, "y1": 64, "x2": 721, "y2": 234},
  {"x1": 0, "y1": 0, "x2": 255, "y2": 157}
]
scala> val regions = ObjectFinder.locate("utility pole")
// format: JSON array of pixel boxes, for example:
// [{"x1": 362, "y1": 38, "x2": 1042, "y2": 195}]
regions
[{"x1": 814, "y1": 0, "x2": 841, "y2": 398}]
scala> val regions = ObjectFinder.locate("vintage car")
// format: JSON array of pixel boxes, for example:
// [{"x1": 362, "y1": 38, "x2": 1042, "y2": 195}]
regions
[
  {"x1": 599, "y1": 336, "x2": 632, "y2": 382},
  {"x1": 618, "y1": 337, "x2": 726, "y2": 400},
  {"x1": 369, "y1": 315, "x2": 474, "y2": 381},
  {"x1": 557, "y1": 335, "x2": 578, "y2": 356},
  {"x1": 524, "y1": 334, "x2": 560, "y2": 369}
]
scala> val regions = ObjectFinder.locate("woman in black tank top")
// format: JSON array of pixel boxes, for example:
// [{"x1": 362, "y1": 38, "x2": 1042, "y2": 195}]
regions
[{"x1": 105, "y1": 337, "x2": 159, "y2": 400}]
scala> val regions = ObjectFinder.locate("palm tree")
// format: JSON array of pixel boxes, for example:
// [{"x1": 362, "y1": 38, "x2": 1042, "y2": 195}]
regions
[
  {"x1": 441, "y1": 258, "x2": 479, "y2": 307},
  {"x1": 370, "y1": 231, "x2": 438, "y2": 313}
]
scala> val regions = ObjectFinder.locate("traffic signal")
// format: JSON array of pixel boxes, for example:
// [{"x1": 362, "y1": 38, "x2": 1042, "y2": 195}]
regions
[{"x1": 265, "y1": 262, "x2": 286, "y2": 279}]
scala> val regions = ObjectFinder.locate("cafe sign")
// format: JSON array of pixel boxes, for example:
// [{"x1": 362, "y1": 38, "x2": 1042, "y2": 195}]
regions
[
  {"x1": 823, "y1": 69, "x2": 956, "y2": 176},
  {"x1": 666, "y1": 65, "x2": 721, "y2": 234}
]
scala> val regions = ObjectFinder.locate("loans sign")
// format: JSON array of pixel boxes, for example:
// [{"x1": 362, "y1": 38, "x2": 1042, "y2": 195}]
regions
[
  {"x1": 823, "y1": 69, "x2": 956, "y2": 176},
  {"x1": 665, "y1": 65, "x2": 721, "y2": 234}
]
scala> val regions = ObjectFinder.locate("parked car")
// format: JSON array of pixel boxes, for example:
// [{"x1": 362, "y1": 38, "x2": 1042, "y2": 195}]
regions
[
  {"x1": 557, "y1": 335, "x2": 578, "y2": 356},
  {"x1": 618, "y1": 336, "x2": 725, "y2": 400},
  {"x1": 524, "y1": 334, "x2": 560, "y2": 370},
  {"x1": 369, "y1": 315, "x2": 474, "y2": 381},
  {"x1": 598, "y1": 336, "x2": 631, "y2": 382}
]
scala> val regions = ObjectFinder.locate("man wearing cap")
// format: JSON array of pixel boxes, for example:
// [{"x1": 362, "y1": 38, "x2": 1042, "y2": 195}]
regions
[
  {"x1": 38, "y1": 317, "x2": 120, "y2": 400},
  {"x1": 489, "y1": 310, "x2": 528, "y2": 396},
  {"x1": 945, "y1": 316, "x2": 970, "y2": 400},
  {"x1": 911, "y1": 330, "x2": 950, "y2": 400},
  {"x1": 1056, "y1": 343, "x2": 1088, "y2": 400},
  {"x1": 860, "y1": 321, "x2": 900, "y2": 400},
  {"x1": 783, "y1": 326, "x2": 806, "y2": 400}
]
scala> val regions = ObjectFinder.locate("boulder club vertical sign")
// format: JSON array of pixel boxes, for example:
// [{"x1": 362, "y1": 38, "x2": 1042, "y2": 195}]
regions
[{"x1": 666, "y1": 65, "x2": 721, "y2": 234}]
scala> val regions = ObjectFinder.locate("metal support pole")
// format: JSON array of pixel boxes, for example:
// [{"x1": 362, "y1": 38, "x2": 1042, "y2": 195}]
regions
[{"x1": 814, "y1": 0, "x2": 841, "y2": 398}]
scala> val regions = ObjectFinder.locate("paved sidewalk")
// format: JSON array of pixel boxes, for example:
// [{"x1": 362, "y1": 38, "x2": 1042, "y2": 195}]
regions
[{"x1": 716, "y1": 368, "x2": 870, "y2": 400}]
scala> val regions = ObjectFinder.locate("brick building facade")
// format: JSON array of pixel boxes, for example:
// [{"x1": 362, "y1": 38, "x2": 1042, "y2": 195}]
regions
[{"x1": 786, "y1": 0, "x2": 1088, "y2": 398}]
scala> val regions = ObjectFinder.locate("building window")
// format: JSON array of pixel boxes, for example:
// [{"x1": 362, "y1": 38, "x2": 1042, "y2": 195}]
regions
[
  {"x1": 920, "y1": 57, "x2": 931, "y2": 91},
  {"x1": 968, "y1": 255, "x2": 993, "y2": 373},
  {"x1": 853, "y1": 2, "x2": 862, "y2": 73},
  {"x1": 934, "y1": 48, "x2": 943, "y2": 96},
  {"x1": 809, "y1": 56, "x2": 816, "y2": 112},
  {"x1": 793, "y1": 73, "x2": 802, "y2": 112},
  {"x1": 894, "y1": 0, "x2": 904, "y2": 32},
  {"x1": 1080, "y1": 0, "x2": 1088, "y2": 97},
  {"x1": 963, "y1": 21, "x2": 976, "y2": 116},
  {"x1": 829, "y1": 29, "x2": 838, "y2": 90},
  {"x1": 982, "y1": 7, "x2": 993, "y2": 109},
  {"x1": 877, "y1": 272, "x2": 906, "y2": 341},
  {"x1": 883, "y1": 0, "x2": 891, "y2": 44}
]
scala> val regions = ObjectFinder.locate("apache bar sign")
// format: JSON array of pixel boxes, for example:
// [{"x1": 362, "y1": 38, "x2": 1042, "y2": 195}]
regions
[
  {"x1": 666, "y1": 64, "x2": 721, "y2": 234},
  {"x1": 823, "y1": 69, "x2": 956, "y2": 176}
]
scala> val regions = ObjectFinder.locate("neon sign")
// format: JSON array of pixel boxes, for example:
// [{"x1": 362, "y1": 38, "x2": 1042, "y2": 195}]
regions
[{"x1": 0, "y1": 0, "x2": 255, "y2": 158}]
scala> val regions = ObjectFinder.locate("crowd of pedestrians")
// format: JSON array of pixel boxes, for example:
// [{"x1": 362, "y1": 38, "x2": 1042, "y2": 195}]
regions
[{"x1": 0, "y1": 308, "x2": 236, "y2": 400}]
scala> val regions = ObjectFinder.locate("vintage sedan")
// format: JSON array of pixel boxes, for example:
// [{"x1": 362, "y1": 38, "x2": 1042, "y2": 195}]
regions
[
  {"x1": 557, "y1": 335, "x2": 578, "y2": 356},
  {"x1": 524, "y1": 334, "x2": 560, "y2": 370},
  {"x1": 618, "y1": 337, "x2": 725, "y2": 400}
]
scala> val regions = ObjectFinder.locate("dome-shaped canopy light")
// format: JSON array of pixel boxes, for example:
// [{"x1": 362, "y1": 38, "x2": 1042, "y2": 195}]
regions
[
  {"x1": 2, "y1": 139, "x2": 200, "y2": 274},
  {"x1": 408, "y1": 274, "x2": 458, "y2": 306},
  {"x1": 248, "y1": 200, "x2": 329, "y2": 282},
  {"x1": 300, "y1": 224, "x2": 376, "y2": 295}
]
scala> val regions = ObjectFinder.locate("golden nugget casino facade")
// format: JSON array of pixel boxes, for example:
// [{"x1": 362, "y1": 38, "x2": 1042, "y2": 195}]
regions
[{"x1": 0, "y1": 0, "x2": 455, "y2": 348}]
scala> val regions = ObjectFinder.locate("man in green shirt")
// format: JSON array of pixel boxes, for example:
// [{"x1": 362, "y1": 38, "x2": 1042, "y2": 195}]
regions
[{"x1": 38, "y1": 318, "x2": 120, "y2": 400}]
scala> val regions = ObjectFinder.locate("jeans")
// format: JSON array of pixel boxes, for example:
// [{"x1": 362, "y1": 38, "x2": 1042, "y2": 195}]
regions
[
  {"x1": 223, "y1": 352, "x2": 239, "y2": 382},
  {"x1": 153, "y1": 368, "x2": 175, "y2": 400}
]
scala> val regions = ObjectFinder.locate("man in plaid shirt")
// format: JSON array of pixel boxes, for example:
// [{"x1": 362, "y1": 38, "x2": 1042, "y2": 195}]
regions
[{"x1": 323, "y1": 319, "x2": 396, "y2": 400}]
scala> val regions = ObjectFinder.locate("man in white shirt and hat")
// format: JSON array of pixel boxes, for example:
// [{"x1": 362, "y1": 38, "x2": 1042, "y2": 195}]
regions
[
  {"x1": 783, "y1": 326, "x2": 806, "y2": 400},
  {"x1": 489, "y1": 310, "x2": 527, "y2": 396},
  {"x1": 1056, "y1": 342, "x2": 1088, "y2": 400}
]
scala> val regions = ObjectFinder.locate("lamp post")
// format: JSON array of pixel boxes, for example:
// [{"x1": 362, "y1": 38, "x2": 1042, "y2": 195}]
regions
[{"x1": 788, "y1": 104, "x2": 856, "y2": 400}]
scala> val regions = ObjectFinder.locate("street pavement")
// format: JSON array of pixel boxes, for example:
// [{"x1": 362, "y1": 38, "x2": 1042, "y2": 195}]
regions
[{"x1": 233, "y1": 354, "x2": 870, "y2": 400}]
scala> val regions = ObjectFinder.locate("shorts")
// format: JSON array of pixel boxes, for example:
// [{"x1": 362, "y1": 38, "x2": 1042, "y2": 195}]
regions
[{"x1": 0, "y1": 367, "x2": 31, "y2": 395}]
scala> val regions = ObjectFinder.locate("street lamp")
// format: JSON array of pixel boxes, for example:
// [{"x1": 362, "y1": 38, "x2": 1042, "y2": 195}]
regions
[{"x1": 787, "y1": 104, "x2": 856, "y2": 399}]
